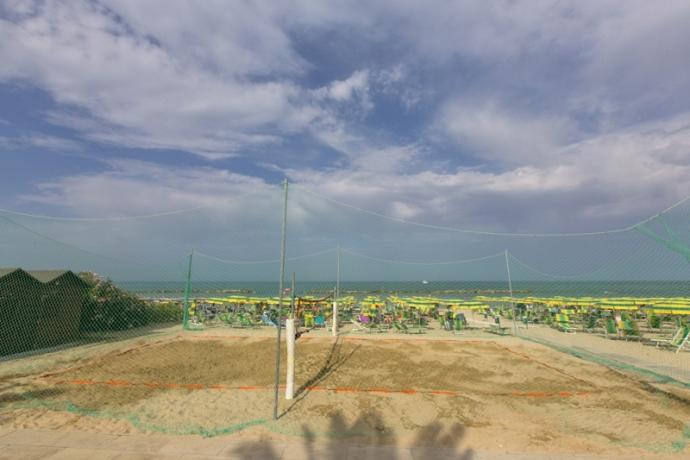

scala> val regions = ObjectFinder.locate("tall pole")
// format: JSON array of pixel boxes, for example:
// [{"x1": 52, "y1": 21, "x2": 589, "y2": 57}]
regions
[
  {"x1": 273, "y1": 178, "x2": 289, "y2": 419},
  {"x1": 505, "y1": 250, "x2": 517, "y2": 334},
  {"x1": 285, "y1": 272, "x2": 296, "y2": 400},
  {"x1": 332, "y1": 245, "x2": 340, "y2": 336},
  {"x1": 182, "y1": 250, "x2": 194, "y2": 330}
]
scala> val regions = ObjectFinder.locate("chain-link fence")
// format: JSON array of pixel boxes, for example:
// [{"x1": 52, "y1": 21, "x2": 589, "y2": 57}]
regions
[{"x1": 1, "y1": 183, "x2": 689, "y2": 453}]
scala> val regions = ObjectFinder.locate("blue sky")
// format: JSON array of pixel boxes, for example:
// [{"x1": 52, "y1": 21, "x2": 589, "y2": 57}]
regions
[{"x1": 2, "y1": 1, "x2": 690, "y2": 278}]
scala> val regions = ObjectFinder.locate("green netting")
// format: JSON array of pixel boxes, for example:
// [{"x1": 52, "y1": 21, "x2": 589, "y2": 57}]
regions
[{"x1": 1, "y1": 183, "x2": 689, "y2": 453}]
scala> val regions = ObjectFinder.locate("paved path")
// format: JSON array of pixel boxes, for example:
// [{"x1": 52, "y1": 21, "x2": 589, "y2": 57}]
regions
[{"x1": 0, "y1": 428, "x2": 679, "y2": 460}]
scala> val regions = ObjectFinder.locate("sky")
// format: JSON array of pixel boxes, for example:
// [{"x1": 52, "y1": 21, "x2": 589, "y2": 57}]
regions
[{"x1": 2, "y1": 0, "x2": 690, "y2": 280}]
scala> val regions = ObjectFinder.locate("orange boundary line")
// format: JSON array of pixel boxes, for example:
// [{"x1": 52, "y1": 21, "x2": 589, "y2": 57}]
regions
[
  {"x1": 183, "y1": 334, "x2": 491, "y2": 346},
  {"x1": 491, "y1": 342, "x2": 594, "y2": 387},
  {"x1": 185, "y1": 335, "x2": 594, "y2": 385},
  {"x1": 45, "y1": 378, "x2": 593, "y2": 399}
]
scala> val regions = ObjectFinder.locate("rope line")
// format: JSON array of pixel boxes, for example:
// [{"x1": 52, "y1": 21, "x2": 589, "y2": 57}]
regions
[
  {"x1": 2, "y1": 181, "x2": 688, "y2": 237},
  {"x1": 0, "y1": 204, "x2": 212, "y2": 221},
  {"x1": 340, "y1": 247, "x2": 505, "y2": 265},
  {"x1": 193, "y1": 248, "x2": 336, "y2": 264},
  {"x1": 294, "y1": 184, "x2": 690, "y2": 238},
  {"x1": 0, "y1": 214, "x2": 180, "y2": 274}
]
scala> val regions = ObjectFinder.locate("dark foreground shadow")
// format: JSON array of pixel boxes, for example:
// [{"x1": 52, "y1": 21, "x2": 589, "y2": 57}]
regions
[{"x1": 229, "y1": 409, "x2": 475, "y2": 459}]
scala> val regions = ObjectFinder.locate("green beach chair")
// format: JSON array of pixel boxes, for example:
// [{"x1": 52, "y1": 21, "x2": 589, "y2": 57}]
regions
[
  {"x1": 605, "y1": 317, "x2": 617, "y2": 335},
  {"x1": 304, "y1": 312, "x2": 315, "y2": 328},
  {"x1": 615, "y1": 314, "x2": 641, "y2": 341},
  {"x1": 393, "y1": 321, "x2": 407, "y2": 334},
  {"x1": 238, "y1": 313, "x2": 260, "y2": 329},
  {"x1": 401, "y1": 321, "x2": 424, "y2": 334},
  {"x1": 677, "y1": 326, "x2": 690, "y2": 353},
  {"x1": 654, "y1": 325, "x2": 689, "y2": 353},
  {"x1": 486, "y1": 316, "x2": 508, "y2": 335},
  {"x1": 554, "y1": 313, "x2": 576, "y2": 334}
]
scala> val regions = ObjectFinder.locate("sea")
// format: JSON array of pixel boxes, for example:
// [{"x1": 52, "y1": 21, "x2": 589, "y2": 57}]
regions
[{"x1": 118, "y1": 280, "x2": 690, "y2": 300}]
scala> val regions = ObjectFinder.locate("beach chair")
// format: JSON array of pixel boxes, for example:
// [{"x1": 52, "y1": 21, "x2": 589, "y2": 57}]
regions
[
  {"x1": 402, "y1": 321, "x2": 425, "y2": 334},
  {"x1": 261, "y1": 311, "x2": 278, "y2": 328},
  {"x1": 304, "y1": 312, "x2": 315, "y2": 328},
  {"x1": 615, "y1": 315, "x2": 641, "y2": 341},
  {"x1": 352, "y1": 314, "x2": 372, "y2": 333},
  {"x1": 393, "y1": 321, "x2": 407, "y2": 334},
  {"x1": 604, "y1": 317, "x2": 617, "y2": 336},
  {"x1": 238, "y1": 313, "x2": 260, "y2": 329},
  {"x1": 554, "y1": 313, "x2": 576, "y2": 334},
  {"x1": 677, "y1": 328, "x2": 690, "y2": 353},
  {"x1": 486, "y1": 315, "x2": 509, "y2": 335},
  {"x1": 583, "y1": 314, "x2": 598, "y2": 332},
  {"x1": 654, "y1": 325, "x2": 690, "y2": 353},
  {"x1": 487, "y1": 324, "x2": 508, "y2": 335}
]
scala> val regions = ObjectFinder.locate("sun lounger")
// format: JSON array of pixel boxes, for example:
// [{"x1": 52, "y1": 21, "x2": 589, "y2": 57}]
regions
[
  {"x1": 554, "y1": 313, "x2": 576, "y2": 334},
  {"x1": 615, "y1": 315, "x2": 642, "y2": 341},
  {"x1": 391, "y1": 319, "x2": 423, "y2": 334},
  {"x1": 487, "y1": 324, "x2": 509, "y2": 335},
  {"x1": 261, "y1": 312, "x2": 279, "y2": 328},
  {"x1": 304, "y1": 313, "x2": 315, "y2": 328},
  {"x1": 239, "y1": 313, "x2": 261, "y2": 328},
  {"x1": 653, "y1": 326, "x2": 690, "y2": 353},
  {"x1": 352, "y1": 314, "x2": 373, "y2": 333}
]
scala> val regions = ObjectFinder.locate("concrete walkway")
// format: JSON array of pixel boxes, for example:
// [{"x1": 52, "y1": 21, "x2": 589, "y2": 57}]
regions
[{"x1": 0, "y1": 428, "x2": 679, "y2": 460}]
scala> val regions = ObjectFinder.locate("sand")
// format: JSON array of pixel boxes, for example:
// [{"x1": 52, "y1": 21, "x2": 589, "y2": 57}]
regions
[{"x1": 1, "y1": 326, "x2": 689, "y2": 458}]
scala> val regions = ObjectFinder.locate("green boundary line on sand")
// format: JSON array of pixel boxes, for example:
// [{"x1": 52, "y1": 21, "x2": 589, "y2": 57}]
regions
[
  {"x1": 518, "y1": 334, "x2": 690, "y2": 453},
  {"x1": 1, "y1": 394, "x2": 266, "y2": 438},
  {"x1": 3, "y1": 335, "x2": 689, "y2": 452},
  {"x1": 519, "y1": 335, "x2": 690, "y2": 389}
]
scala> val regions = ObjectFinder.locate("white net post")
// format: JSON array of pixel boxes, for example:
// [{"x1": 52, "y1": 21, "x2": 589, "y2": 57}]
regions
[
  {"x1": 505, "y1": 249, "x2": 517, "y2": 335},
  {"x1": 332, "y1": 245, "x2": 340, "y2": 336},
  {"x1": 285, "y1": 318, "x2": 295, "y2": 400},
  {"x1": 285, "y1": 272, "x2": 296, "y2": 400},
  {"x1": 332, "y1": 291, "x2": 338, "y2": 337}
]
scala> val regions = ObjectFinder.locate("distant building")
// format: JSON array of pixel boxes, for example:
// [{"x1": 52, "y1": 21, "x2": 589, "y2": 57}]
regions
[{"x1": 0, "y1": 268, "x2": 89, "y2": 356}]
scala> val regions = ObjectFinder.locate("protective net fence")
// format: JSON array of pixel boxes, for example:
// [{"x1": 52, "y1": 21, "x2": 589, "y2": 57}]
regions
[{"x1": 1, "y1": 183, "x2": 689, "y2": 451}]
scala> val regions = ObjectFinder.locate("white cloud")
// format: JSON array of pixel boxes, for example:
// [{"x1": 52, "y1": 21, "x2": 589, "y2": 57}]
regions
[
  {"x1": 289, "y1": 112, "x2": 690, "y2": 233},
  {"x1": 21, "y1": 109, "x2": 690, "y2": 236},
  {"x1": 0, "y1": 1, "x2": 370, "y2": 159},
  {"x1": 3, "y1": 0, "x2": 690, "y2": 243},
  {"x1": 438, "y1": 101, "x2": 579, "y2": 166},
  {"x1": 0, "y1": 133, "x2": 82, "y2": 151},
  {"x1": 317, "y1": 70, "x2": 369, "y2": 103},
  {"x1": 22, "y1": 158, "x2": 272, "y2": 216}
]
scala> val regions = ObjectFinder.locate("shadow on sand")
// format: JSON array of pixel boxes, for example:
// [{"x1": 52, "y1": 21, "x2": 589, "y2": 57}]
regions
[
  {"x1": 227, "y1": 336, "x2": 475, "y2": 458},
  {"x1": 230, "y1": 410, "x2": 475, "y2": 459}
]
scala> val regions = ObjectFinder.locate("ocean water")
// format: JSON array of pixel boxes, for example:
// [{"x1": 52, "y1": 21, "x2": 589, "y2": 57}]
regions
[{"x1": 118, "y1": 280, "x2": 690, "y2": 299}]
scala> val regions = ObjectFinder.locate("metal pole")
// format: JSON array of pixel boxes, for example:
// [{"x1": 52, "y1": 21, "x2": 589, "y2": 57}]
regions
[
  {"x1": 285, "y1": 272, "x2": 296, "y2": 400},
  {"x1": 333, "y1": 245, "x2": 340, "y2": 336},
  {"x1": 505, "y1": 250, "x2": 517, "y2": 334},
  {"x1": 182, "y1": 250, "x2": 193, "y2": 330},
  {"x1": 273, "y1": 178, "x2": 288, "y2": 420}
]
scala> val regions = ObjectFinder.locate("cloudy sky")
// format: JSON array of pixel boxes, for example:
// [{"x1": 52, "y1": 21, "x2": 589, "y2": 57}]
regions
[{"x1": 2, "y1": 1, "x2": 690, "y2": 278}]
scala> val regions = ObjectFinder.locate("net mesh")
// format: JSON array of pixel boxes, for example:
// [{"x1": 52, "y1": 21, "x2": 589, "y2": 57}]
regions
[{"x1": 0, "y1": 183, "x2": 689, "y2": 451}]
